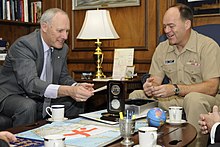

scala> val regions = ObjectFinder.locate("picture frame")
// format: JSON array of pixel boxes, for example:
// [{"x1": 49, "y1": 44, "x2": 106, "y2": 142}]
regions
[
  {"x1": 125, "y1": 66, "x2": 135, "y2": 79},
  {"x1": 177, "y1": 0, "x2": 220, "y2": 15},
  {"x1": 72, "y1": 0, "x2": 140, "y2": 10}
]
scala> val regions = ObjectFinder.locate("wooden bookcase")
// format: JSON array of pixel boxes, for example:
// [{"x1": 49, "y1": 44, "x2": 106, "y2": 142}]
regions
[
  {"x1": 0, "y1": 0, "x2": 44, "y2": 46},
  {"x1": 0, "y1": 0, "x2": 65, "y2": 47}
]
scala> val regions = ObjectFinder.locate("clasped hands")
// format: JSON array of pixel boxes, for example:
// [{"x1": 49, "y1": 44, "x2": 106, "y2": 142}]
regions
[
  {"x1": 143, "y1": 77, "x2": 174, "y2": 98},
  {"x1": 198, "y1": 105, "x2": 220, "y2": 134}
]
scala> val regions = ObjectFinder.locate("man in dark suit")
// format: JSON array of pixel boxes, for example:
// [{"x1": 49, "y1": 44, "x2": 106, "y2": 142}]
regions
[
  {"x1": 0, "y1": 8, "x2": 94, "y2": 127},
  {"x1": 199, "y1": 105, "x2": 220, "y2": 146}
]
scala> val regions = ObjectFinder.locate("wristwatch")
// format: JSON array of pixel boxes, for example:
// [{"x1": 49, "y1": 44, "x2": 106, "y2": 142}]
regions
[{"x1": 173, "y1": 84, "x2": 180, "y2": 95}]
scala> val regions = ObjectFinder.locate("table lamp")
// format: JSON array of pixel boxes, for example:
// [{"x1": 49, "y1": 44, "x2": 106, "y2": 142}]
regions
[{"x1": 77, "y1": 9, "x2": 119, "y2": 79}]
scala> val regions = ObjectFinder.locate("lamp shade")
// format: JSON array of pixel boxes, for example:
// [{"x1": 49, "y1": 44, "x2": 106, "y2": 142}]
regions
[{"x1": 77, "y1": 10, "x2": 119, "y2": 40}]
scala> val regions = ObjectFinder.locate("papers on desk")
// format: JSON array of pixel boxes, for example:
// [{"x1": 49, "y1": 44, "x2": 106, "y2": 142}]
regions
[
  {"x1": 93, "y1": 85, "x2": 107, "y2": 93},
  {"x1": 112, "y1": 48, "x2": 134, "y2": 79},
  {"x1": 15, "y1": 117, "x2": 121, "y2": 147},
  {"x1": 80, "y1": 109, "x2": 119, "y2": 125},
  {"x1": 13, "y1": 110, "x2": 151, "y2": 147},
  {"x1": 79, "y1": 109, "x2": 150, "y2": 125}
]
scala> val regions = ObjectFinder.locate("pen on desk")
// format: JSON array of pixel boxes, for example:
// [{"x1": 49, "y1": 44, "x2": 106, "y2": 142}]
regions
[
  {"x1": 119, "y1": 112, "x2": 124, "y2": 120},
  {"x1": 126, "y1": 109, "x2": 129, "y2": 119}
]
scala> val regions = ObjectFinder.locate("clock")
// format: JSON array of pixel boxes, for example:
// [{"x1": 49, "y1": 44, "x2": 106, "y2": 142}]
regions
[{"x1": 107, "y1": 81, "x2": 125, "y2": 114}]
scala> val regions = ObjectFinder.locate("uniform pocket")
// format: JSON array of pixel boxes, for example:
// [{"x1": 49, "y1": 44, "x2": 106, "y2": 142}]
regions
[
  {"x1": 184, "y1": 64, "x2": 201, "y2": 83},
  {"x1": 162, "y1": 64, "x2": 176, "y2": 80}
]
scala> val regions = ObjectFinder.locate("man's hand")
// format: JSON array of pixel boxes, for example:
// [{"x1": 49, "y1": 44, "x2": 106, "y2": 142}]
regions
[
  {"x1": 0, "y1": 131, "x2": 17, "y2": 143},
  {"x1": 58, "y1": 83, "x2": 94, "y2": 102},
  {"x1": 143, "y1": 77, "x2": 175, "y2": 98},
  {"x1": 78, "y1": 83, "x2": 94, "y2": 91},
  {"x1": 198, "y1": 105, "x2": 220, "y2": 134},
  {"x1": 151, "y1": 84, "x2": 176, "y2": 98},
  {"x1": 143, "y1": 77, "x2": 155, "y2": 97}
]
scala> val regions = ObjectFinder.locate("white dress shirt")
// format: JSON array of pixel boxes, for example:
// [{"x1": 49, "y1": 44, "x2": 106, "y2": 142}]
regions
[{"x1": 40, "y1": 37, "x2": 60, "y2": 98}]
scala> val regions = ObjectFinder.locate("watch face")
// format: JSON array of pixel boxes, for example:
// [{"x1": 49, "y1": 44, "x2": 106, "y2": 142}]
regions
[
  {"x1": 111, "y1": 99, "x2": 120, "y2": 109},
  {"x1": 173, "y1": 84, "x2": 180, "y2": 95},
  {"x1": 111, "y1": 85, "x2": 120, "y2": 95}
]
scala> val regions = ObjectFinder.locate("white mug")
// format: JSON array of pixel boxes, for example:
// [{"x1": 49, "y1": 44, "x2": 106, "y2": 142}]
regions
[
  {"x1": 46, "y1": 105, "x2": 65, "y2": 121},
  {"x1": 44, "y1": 134, "x2": 65, "y2": 147},
  {"x1": 169, "y1": 106, "x2": 182, "y2": 122},
  {"x1": 138, "y1": 127, "x2": 158, "y2": 147}
]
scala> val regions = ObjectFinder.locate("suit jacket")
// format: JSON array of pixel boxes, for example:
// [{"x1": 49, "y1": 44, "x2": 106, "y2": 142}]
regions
[
  {"x1": 214, "y1": 124, "x2": 220, "y2": 143},
  {"x1": 0, "y1": 139, "x2": 9, "y2": 147},
  {"x1": 0, "y1": 29, "x2": 75, "y2": 110}
]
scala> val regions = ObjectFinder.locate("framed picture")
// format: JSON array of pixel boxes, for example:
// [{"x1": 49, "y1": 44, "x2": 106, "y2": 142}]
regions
[
  {"x1": 125, "y1": 66, "x2": 135, "y2": 79},
  {"x1": 177, "y1": 0, "x2": 220, "y2": 15},
  {"x1": 72, "y1": 0, "x2": 140, "y2": 10}
]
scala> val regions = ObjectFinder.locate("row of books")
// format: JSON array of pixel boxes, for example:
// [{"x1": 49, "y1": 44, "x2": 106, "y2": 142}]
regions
[
  {"x1": 0, "y1": 0, "x2": 42, "y2": 23},
  {"x1": 0, "y1": 39, "x2": 8, "y2": 61}
]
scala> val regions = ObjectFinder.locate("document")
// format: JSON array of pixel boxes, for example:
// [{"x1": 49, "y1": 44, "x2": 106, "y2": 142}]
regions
[
  {"x1": 112, "y1": 48, "x2": 134, "y2": 79},
  {"x1": 93, "y1": 85, "x2": 107, "y2": 93},
  {"x1": 15, "y1": 117, "x2": 121, "y2": 147}
]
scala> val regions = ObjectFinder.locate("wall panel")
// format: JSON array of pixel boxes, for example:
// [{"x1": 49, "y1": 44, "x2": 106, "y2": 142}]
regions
[{"x1": 68, "y1": 0, "x2": 157, "y2": 79}]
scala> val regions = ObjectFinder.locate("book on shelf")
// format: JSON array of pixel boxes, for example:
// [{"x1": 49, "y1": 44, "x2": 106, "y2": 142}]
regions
[
  {"x1": 30, "y1": 1, "x2": 41, "y2": 23},
  {"x1": 6, "y1": 0, "x2": 10, "y2": 20},
  {"x1": 0, "y1": 53, "x2": 7, "y2": 61},
  {"x1": 23, "y1": 0, "x2": 28, "y2": 22}
]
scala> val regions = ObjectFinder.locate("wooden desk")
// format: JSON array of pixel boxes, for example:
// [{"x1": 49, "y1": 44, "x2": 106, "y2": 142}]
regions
[
  {"x1": 108, "y1": 123, "x2": 197, "y2": 147},
  {"x1": 7, "y1": 120, "x2": 197, "y2": 147},
  {"x1": 77, "y1": 77, "x2": 142, "y2": 112}
]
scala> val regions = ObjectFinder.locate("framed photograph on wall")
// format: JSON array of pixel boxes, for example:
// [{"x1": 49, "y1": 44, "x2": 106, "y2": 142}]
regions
[
  {"x1": 177, "y1": 0, "x2": 220, "y2": 15},
  {"x1": 72, "y1": 0, "x2": 140, "y2": 10}
]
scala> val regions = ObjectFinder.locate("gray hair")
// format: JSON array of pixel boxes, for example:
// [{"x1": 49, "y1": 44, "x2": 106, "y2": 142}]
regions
[{"x1": 40, "y1": 8, "x2": 68, "y2": 25}]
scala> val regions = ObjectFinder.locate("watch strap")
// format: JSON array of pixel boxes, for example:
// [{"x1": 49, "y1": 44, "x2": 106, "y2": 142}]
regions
[{"x1": 173, "y1": 84, "x2": 180, "y2": 95}]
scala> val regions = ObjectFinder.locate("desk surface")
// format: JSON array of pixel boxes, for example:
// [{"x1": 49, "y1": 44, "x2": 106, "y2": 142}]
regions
[{"x1": 7, "y1": 120, "x2": 197, "y2": 147}]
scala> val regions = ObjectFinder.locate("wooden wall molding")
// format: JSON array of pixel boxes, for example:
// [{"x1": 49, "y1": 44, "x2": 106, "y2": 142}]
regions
[
  {"x1": 72, "y1": 0, "x2": 148, "y2": 50},
  {"x1": 68, "y1": 0, "x2": 156, "y2": 79}
]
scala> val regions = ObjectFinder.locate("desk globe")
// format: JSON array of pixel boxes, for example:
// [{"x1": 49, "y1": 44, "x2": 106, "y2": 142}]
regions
[{"x1": 147, "y1": 107, "x2": 166, "y2": 127}]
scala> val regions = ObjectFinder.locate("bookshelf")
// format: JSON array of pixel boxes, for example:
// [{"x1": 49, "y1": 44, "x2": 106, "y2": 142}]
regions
[
  {"x1": 0, "y1": 0, "x2": 43, "y2": 46},
  {"x1": 0, "y1": 0, "x2": 42, "y2": 23}
]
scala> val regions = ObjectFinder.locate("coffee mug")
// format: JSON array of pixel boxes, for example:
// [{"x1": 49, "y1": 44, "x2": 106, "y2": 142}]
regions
[
  {"x1": 44, "y1": 134, "x2": 65, "y2": 147},
  {"x1": 46, "y1": 105, "x2": 65, "y2": 121},
  {"x1": 169, "y1": 106, "x2": 182, "y2": 122},
  {"x1": 138, "y1": 127, "x2": 157, "y2": 147}
]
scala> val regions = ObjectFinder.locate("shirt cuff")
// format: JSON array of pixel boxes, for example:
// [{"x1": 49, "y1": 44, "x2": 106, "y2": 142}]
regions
[
  {"x1": 44, "y1": 84, "x2": 60, "y2": 98},
  {"x1": 211, "y1": 122, "x2": 220, "y2": 144}
]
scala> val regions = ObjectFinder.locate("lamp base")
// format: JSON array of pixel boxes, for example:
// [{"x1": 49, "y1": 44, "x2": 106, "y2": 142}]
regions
[
  {"x1": 95, "y1": 71, "x2": 106, "y2": 79},
  {"x1": 94, "y1": 39, "x2": 106, "y2": 79}
]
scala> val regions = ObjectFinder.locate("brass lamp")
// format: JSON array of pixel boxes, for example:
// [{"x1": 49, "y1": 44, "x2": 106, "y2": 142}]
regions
[{"x1": 77, "y1": 9, "x2": 119, "y2": 79}]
